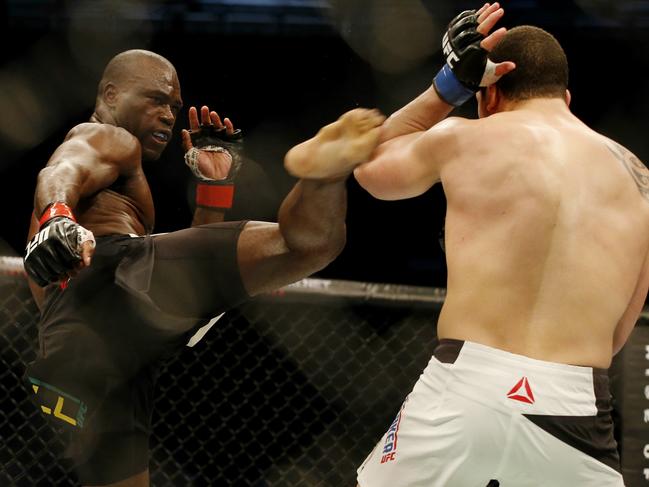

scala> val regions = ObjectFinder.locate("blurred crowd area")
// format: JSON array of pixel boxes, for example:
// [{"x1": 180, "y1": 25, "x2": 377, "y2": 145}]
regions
[{"x1": 1, "y1": 0, "x2": 648, "y2": 288}]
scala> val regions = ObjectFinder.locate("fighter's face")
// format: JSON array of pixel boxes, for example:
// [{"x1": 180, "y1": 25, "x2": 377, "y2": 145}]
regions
[{"x1": 114, "y1": 65, "x2": 183, "y2": 161}]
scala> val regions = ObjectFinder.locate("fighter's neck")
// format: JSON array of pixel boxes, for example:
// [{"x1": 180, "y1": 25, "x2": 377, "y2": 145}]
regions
[
  {"x1": 89, "y1": 108, "x2": 117, "y2": 126},
  {"x1": 499, "y1": 97, "x2": 570, "y2": 114}
]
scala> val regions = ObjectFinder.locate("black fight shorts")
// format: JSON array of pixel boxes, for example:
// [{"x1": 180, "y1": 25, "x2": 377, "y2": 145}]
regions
[{"x1": 24, "y1": 221, "x2": 249, "y2": 485}]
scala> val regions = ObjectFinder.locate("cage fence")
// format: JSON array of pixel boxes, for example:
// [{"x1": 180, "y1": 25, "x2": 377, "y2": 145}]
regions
[{"x1": 0, "y1": 259, "x2": 647, "y2": 486}]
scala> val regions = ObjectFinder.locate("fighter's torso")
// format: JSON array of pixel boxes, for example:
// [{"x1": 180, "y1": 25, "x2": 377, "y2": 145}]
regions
[
  {"x1": 66, "y1": 121, "x2": 155, "y2": 237},
  {"x1": 76, "y1": 176, "x2": 155, "y2": 237},
  {"x1": 437, "y1": 109, "x2": 649, "y2": 368}
]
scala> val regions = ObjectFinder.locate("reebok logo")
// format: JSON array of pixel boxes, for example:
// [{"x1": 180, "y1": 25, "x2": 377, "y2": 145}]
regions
[{"x1": 507, "y1": 376, "x2": 535, "y2": 404}]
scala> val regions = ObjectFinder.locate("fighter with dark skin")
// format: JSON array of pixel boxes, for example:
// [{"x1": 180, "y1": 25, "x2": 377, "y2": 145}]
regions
[{"x1": 24, "y1": 49, "x2": 384, "y2": 486}]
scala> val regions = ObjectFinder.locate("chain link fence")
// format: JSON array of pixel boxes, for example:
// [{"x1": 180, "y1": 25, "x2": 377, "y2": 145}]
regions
[
  {"x1": 1, "y1": 268, "x2": 443, "y2": 486},
  {"x1": 1, "y1": 265, "x2": 647, "y2": 486}
]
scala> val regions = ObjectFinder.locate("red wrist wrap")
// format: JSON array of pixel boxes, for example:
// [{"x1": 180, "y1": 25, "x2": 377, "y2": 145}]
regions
[
  {"x1": 39, "y1": 202, "x2": 76, "y2": 227},
  {"x1": 196, "y1": 184, "x2": 235, "y2": 209}
]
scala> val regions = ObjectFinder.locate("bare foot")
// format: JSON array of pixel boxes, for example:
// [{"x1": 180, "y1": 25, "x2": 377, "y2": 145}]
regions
[{"x1": 284, "y1": 108, "x2": 386, "y2": 180}]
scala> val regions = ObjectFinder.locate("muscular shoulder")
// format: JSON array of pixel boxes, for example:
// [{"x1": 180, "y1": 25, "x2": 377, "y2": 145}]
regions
[
  {"x1": 603, "y1": 137, "x2": 649, "y2": 201},
  {"x1": 63, "y1": 123, "x2": 141, "y2": 171},
  {"x1": 604, "y1": 137, "x2": 645, "y2": 167},
  {"x1": 427, "y1": 116, "x2": 488, "y2": 143},
  {"x1": 422, "y1": 116, "x2": 484, "y2": 162},
  {"x1": 435, "y1": 114, "x2": 530, "y2": 155}
]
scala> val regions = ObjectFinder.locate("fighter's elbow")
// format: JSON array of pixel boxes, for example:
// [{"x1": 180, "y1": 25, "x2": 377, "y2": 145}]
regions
[
  {"x1": 355, "y1": 178, "x2": 402, "y2": 201},
  {"x1": 362, "y1": 184, "x2": 393, "y2": 201},
  {"x1": 354, "y1": 165, "x2": 407, "y2": 201},
  {"x1": 326, "y1": 226, "x2": 347, "y2": 262},
  {"x1": 354, "y1": 166, "x2": 388, "y2": 200}
]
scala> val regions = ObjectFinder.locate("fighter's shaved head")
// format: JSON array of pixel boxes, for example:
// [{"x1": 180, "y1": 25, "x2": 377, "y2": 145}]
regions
[
  {"x1": 96, "y1": 49, "x2": 177, "y2": 100},
  {"x1": 91, "y1": 49, "x2": 182, "y2": 160}
]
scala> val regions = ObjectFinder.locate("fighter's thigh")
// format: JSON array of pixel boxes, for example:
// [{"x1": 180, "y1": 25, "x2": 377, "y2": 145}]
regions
[
  {"x1": 71, "y1": 389, "x2": 153, "y2": 485},
  {"x1": 356, "y1": 372, "x2": 449, "y2": 484},
  {"x1": 357, "y1": 399, "x2": 468, "y2": 487},
  {"x1": 147, "y1": 222, "x2": 247, "y2": 317},
  {"x1": 502, "y1": 415, "x2": 624, "y2": 486},
  {"x1": 74, "y1": 431, "x2": 149, "y2": 487},
  {"x1": 357, "y1": 359, "x2": 506, "y2": 486}
]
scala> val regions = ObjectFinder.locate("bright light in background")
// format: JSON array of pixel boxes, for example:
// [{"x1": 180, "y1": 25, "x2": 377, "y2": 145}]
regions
[
  {"x1": 0, "y1": 38, "x2": 94, "y2": 158},
  {"x1": 67, "y1": 0, "x2": 154, "y2": 72},
  {"x1": 0, "y1": 0, "x2": 155, "y2": 165},
  {"x1": 574, "y1": 0, "x2": 631, "y2": 23},
  {"x1": 327, "y1": 0, "x2": 441, "y2": 74}
]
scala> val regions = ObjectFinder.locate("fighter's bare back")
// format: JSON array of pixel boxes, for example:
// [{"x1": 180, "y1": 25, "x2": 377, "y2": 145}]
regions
[{"x1": 434, "y1": 100, "x2": 649, "y2": 368}]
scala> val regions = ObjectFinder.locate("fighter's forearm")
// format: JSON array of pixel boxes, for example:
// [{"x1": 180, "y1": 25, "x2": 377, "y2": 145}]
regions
[
  {"x1": 277, "y1": 179, "x2": 347, "y2": 260},
  {"x1": 191, "y1": 207, "x2": 226, "y2": 226},
  {"x1": 380, "y1": 85, "x2": 453, "y2": 143},
  {"x1": 33, "y1": 164, "x2": 86, "y2": 216}
]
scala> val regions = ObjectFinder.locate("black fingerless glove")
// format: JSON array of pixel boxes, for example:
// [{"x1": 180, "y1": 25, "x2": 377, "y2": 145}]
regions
[
  {"x1": 184, "y1": 124, "x2": 244, "y2": 210},
  {"x1": 433, "y1": 9, "x2": 497, "y2": 106},
  {"x1": 24, "y1": 202, "x2": 93, "y2": 287}
]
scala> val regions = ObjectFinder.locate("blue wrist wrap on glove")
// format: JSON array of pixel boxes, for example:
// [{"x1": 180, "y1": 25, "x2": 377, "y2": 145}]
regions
[{"x1": 433, "y1": 64, "x2": 476, "y2": 107}]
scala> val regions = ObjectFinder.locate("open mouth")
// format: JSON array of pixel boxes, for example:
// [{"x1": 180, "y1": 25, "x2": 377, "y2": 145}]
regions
[{"x1": 152, "y1": 131, "x2": 170, "y2": 144}]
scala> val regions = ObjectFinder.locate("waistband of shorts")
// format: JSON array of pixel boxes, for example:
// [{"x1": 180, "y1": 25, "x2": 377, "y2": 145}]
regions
[
  {"x1": 95, "y1": 234, "x2": 141, "y2": 242},
  {"x1": 434, "y1": 339, "x2": 609, "y2": 403}
]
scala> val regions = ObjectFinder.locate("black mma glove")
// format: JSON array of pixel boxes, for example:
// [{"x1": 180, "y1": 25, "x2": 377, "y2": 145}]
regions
[
  {"x1": 184, "y1": 123, "x2": 244, "y2": 210},
  {"x1": 24, "y1": 202, "x2": 95, "y2": 287},
  {"x1": 433, "y1": 9, "x2": 499, "y2": 106}
]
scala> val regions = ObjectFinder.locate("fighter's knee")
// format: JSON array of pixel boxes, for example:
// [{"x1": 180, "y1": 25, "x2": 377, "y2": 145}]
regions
[
  {"x1": 326, "y1": 226, "x2": 347, "y2": 262},
  {"x1": 305, "y1": 224, "x2": 346, "y2": 270}
]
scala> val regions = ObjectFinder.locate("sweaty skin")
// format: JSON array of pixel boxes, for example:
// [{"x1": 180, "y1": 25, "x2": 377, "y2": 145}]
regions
[
  {"x1": 439, "y1": 104, "x2": 649, "y2": 368},
  {"x1": 28, "y1": 50, "x2": 351, "y2": 317},
  {"x1": 30, "y1": 123, "x2": 155, "y2": 235},
  {"x1": 343, "y1": 2, "x2": 649, "y2": 370},
  {"x1": 26, "y1": 51, "x2": 180, "y2": 307},
  {"x1": 26, "y1": 50, "x2": 353, "y2": 487},
  {"x1": 354, "y1": 94, "x2": 649, "y2": 369},
  {"x1": 352, "y1": 7, "x2": 634, "y2": 487}
]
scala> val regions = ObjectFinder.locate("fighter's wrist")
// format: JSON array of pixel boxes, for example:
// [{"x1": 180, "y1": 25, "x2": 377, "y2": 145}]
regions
[
  {"x1": 39, "y1": 202, "x2": 76, "y2": 227},
  {"x1": 433, "y1": 64, "x2": 475, "y2": 107},
  {"x1": 184, "y1": 146, "x2": 233, "y2": 182},
  {"x1": 196, "y1": 182, "x2": 235, "y2": 210}
]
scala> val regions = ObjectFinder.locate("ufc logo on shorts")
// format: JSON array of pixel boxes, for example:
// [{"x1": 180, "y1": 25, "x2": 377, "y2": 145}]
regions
[
  {"x1": 380, "y1": 405, "x2": 405, "y2": 464},
  {"x1": 442, "y1": 32, "x2": 459, "y2": 68},
  {"x1": 25, "y1": 226, "x2": 51, "y2": 260}
]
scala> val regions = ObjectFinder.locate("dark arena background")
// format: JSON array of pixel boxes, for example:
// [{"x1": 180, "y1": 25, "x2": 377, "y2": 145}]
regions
[{"x1": 1, "y1": 1, "x2": 649, "y2": 486}]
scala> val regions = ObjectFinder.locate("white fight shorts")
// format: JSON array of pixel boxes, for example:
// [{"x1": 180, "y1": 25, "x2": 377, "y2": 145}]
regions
[{"x1": 357, "y1": 339, "x2": 624, "y2": 487}]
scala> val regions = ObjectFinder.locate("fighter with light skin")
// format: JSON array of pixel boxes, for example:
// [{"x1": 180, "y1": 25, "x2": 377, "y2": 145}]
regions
[{"x1": 289, "y1": 3, "x2": 643, "y2": 485}]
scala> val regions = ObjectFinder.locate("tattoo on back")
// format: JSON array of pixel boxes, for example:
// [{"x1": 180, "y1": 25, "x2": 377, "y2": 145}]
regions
[{"x1": 606, "y1": 141, "x2": 649, "y2": 201}]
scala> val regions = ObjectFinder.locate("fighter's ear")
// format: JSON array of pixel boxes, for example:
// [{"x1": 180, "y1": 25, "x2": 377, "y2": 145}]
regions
[
  {"x1": 102, "y1": 82, "x2": 118, "y2": 108},
  {"x1": 485, "y1": 84, "x2": 500, "y2": 114}
]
